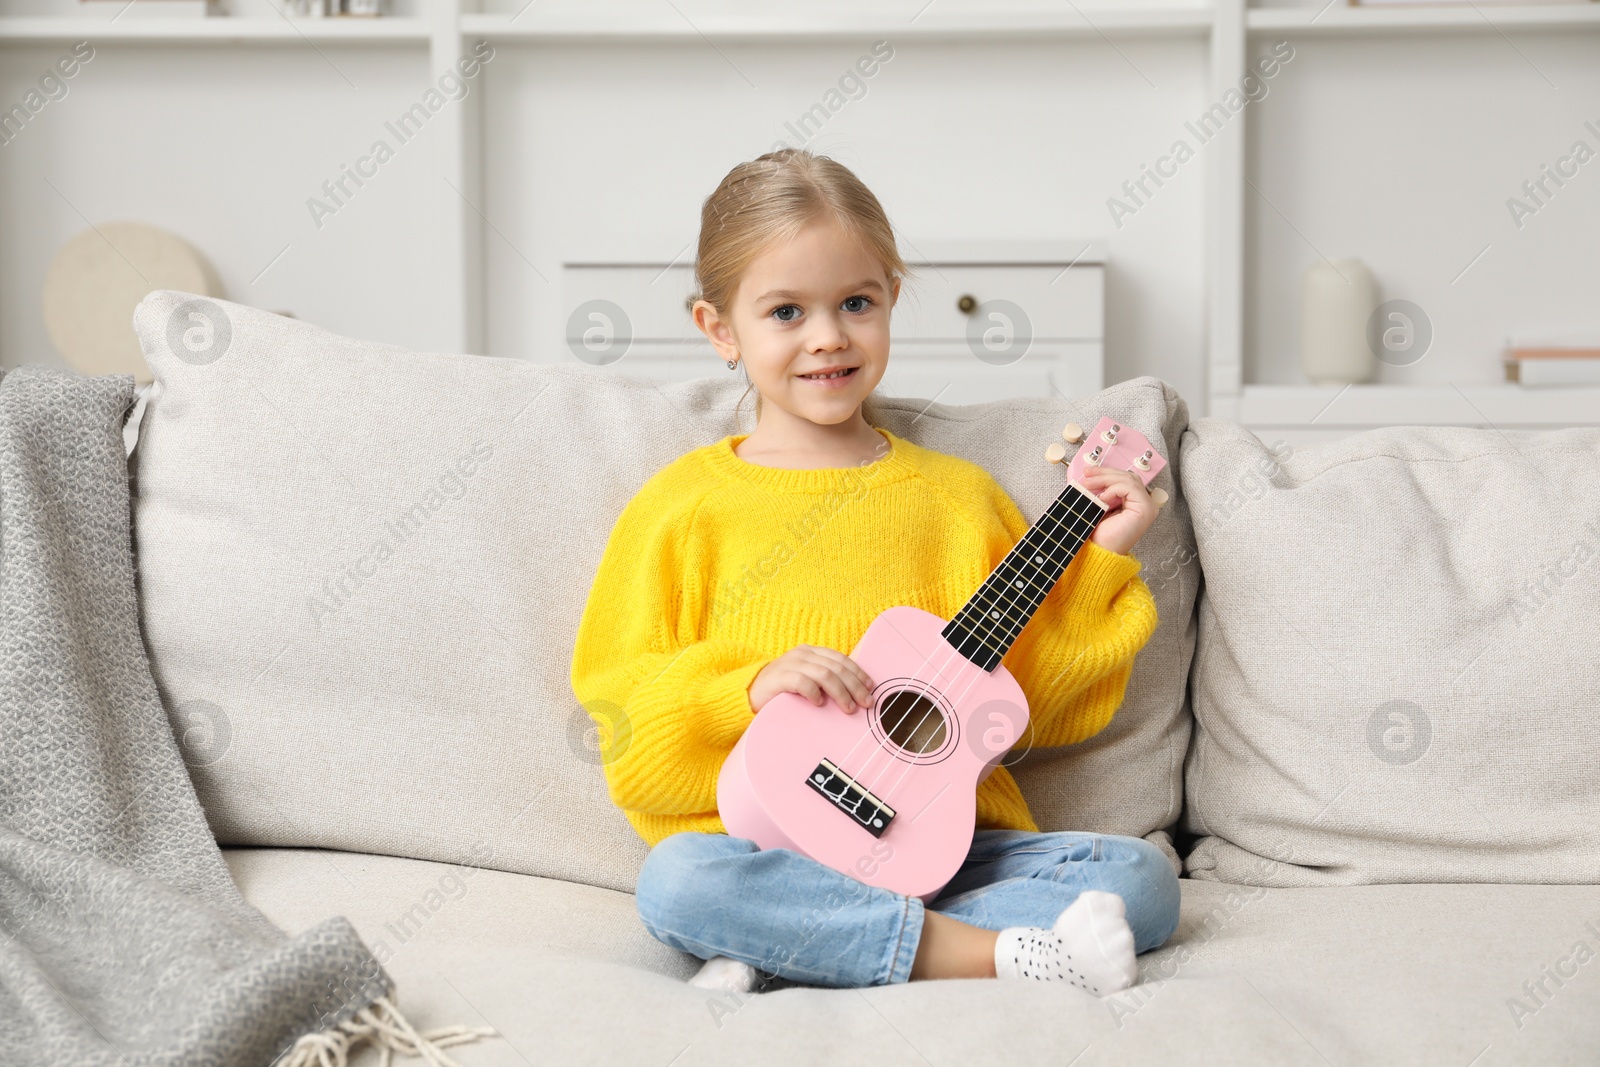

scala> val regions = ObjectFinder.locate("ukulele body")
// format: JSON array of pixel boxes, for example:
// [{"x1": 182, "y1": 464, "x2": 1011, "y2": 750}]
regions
[{"x1": 718, "y1": 604, "x2": 1029, "y2": 903}]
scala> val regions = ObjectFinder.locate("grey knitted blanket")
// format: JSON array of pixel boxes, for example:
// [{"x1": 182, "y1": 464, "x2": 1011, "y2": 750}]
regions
[{"x1": 0, "y1": 366, "x2": 489, "y2": 1067}]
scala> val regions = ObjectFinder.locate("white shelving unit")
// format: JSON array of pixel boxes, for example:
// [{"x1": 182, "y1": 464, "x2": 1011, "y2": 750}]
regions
[
  {"x1": 1236, "y1": 382, "x2": 1600, "y2": 444},
  {"x1": 1225, "y1": 1, "x2": 1600, "y2": 445},
  {"x1": 4, "y1": 0, "x2": 1598, "y2": 437},
  {"x1": 0, "y1": 15, "x2": 431, "y2": 40},
  {"x1": 1247, "y1": 3, "x2": 1600, "y2": 33},
  {"x1": 457, "y1": 8, "x2": 1215, "y2": 40}
]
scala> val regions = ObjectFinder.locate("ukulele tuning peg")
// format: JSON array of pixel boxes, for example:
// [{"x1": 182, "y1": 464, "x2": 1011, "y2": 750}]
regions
[
  {"x1": 1150, "y1": 487, "x2": 1169, "y2": 508},
  {"x1": 1134, "y1": 449, "x2": 1153, "y2": 472},
  {"x1": 1062, "y1": 422, "x2": 1084, "y2": 444},
  {"x1": 1045, "y1": 442, "x2": 1068, "y2": 464},
  {"x1": 1101, "y1": 423, "x2": 1120, "y2": 445}
]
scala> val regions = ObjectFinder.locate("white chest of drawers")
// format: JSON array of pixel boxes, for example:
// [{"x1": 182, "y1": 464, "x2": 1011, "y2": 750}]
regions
[{"x1": 561, "y1": 240, "x2": 1105, "y2": 405}]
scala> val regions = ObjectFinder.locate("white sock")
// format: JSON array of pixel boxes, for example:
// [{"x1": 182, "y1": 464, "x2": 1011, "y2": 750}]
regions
[
  {"x1": 993, "y1": 889, "x2": 1139, "y2": 994},
  {"x1": 686, "y1": 955, "x2": 763, "y2": 994}
]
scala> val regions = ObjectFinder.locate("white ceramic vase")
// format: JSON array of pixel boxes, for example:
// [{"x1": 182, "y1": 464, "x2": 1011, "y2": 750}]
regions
[{"x1": 1301, "y1": 258, "x2": 1377, "y2": 386}]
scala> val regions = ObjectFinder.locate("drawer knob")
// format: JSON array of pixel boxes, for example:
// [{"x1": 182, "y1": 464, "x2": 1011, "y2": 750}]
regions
[{"x1": 957, "y1": 294, "x2": 978, "y2": 315}]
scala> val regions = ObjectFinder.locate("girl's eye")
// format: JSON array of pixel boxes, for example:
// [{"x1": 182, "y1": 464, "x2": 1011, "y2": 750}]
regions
[{"x1": 770, "y1": 296, "x2": 874, "y2": 323}]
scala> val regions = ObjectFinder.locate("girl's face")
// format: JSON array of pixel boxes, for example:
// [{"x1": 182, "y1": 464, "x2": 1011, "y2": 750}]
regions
[{"x1": 694, "y1": 215, "x2": 899, "y2": 429}]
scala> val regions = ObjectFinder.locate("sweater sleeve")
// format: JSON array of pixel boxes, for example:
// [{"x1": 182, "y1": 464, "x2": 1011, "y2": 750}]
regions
[
  {"x1": 569, "y1": 485, "x2": 772, "y2": 819},
  {"x1": 984, "y1": 479, "x2": 1159, "y2": 750}
]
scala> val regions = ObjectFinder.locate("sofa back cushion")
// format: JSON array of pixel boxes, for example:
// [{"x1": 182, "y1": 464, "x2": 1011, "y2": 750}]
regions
[
  {"x1": 1179, "y1": 416, "x2": 1600, "y2": 886},
  {"x1": 130, "y1": 290, "x2": 1197, "y2": 892}
]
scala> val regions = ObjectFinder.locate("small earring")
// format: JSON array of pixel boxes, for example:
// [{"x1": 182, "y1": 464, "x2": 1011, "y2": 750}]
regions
[{"x1": 726, "y1": 358, "x2": 739, "y2": 370}]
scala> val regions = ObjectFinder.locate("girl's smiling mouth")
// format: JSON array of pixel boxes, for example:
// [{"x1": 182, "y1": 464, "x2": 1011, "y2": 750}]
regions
[{"x1": 797, "y1": 366, "x2": 859, "y2": 385}]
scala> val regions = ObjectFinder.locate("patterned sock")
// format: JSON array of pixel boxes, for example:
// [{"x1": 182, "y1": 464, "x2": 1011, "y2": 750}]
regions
[{"x1": 993, "y1": 889, "x2": 1139, "y2": 994}]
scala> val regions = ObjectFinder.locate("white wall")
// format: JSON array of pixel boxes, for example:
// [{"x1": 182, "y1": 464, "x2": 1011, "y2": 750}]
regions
[{"x1": 485, "y1": 35, "x2": 1210, "y2": 403}]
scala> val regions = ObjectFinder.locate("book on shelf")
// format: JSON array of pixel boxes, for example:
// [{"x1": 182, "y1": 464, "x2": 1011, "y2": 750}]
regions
[{"x1": 1503, "y1": 338, "x2": 1600, "y2": 386}]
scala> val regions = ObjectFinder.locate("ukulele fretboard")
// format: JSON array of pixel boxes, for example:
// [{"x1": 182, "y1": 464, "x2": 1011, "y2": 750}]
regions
[{"x1": 940, "y1": 482, "x2": 1106, "y2": 672}]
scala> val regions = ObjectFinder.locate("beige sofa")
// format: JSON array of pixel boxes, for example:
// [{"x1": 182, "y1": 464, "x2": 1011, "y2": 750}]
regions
[{"x1": 128, "y1": 290, "x2": 1600, "y2": 1065}]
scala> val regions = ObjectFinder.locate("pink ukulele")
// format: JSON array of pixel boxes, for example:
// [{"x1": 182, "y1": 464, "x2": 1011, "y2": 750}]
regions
[{"x1": 718, "y1": 417, "x2": 1169, "y2": 902}]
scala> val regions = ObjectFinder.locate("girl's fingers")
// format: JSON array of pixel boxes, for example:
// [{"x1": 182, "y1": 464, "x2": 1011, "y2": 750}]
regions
[
  {"x1": 1082, "y1": 467, "x2": 1148, "y2": 506},
  {"x1": 845, "y1": 662, "x2": 876, "y2": 708},
  {"x1": 813, "y1": 673, "x2": 859, "y2": 713},
  {"x1": 809, "y1": 647, "x2": 876, "y2": 707},
  {"x1": 797, "y1": 675, "x2": 825, "y2": 707},
  {"x1": 1083, "y1": 477, "x2": 1129, "y2": 508},
  {"x1": 787, "y1": 654, "x2": 856, "y2": 712},
  {"x1": 1082, "y1": 466, "x2": 1134, "y2": 488},
  {"x1": 1098, "y1": 481, "x2": 1132, "y2": 504}
]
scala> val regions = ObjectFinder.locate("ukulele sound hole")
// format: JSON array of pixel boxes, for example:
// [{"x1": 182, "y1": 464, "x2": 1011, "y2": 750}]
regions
[{"x1": 877, "y1": 689, "x2": 948, "y2": 756}]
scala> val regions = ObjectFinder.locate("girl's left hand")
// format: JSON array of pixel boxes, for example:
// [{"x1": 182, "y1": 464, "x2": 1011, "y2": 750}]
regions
[{"x1": 1079, "y1": 466, "x2": 1158, "y2": 556}]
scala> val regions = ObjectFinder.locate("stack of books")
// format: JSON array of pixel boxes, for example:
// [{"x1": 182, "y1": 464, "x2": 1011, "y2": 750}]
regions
[{"x1": 1503, "y1": 338, "x2": 1600, "y2": 386}]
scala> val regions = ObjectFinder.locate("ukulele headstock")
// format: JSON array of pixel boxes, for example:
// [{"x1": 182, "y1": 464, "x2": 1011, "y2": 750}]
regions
[{"x1": 1045, "y1": 417, "x2": 1170, "y2": 508}]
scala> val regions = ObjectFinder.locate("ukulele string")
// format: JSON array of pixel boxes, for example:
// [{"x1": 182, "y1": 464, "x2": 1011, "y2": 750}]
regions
[
  {"x1": 839, "y1": 480, "x2": 1104, "y2": 791},
  {"x1": 874, "y1": 487, "x2": 1103, "y2": 799},
  {"x1": 882, "y1": 486, "x2": 1104, "y2": 797},
  {"x1": 818, "y1": 500, "x2": 1079, "y2": 780},
  {"x1": 850, "y1": 482, "x2": 1107, "y2": 804},
  {"x1": 820, "y1": 436, "x2": 1131, "y2": 791},
  {"x1": 854, "y1": 488, "x2": 1102, "y2": 806},
  {"x1": 864, "y1": 486, "x2": 1105, "y2": 803}
]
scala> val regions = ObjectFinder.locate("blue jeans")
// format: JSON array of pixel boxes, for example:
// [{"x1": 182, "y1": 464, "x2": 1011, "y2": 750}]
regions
[{"x1": 635, "y1": 829, "x2": 1181, "y2": 988}]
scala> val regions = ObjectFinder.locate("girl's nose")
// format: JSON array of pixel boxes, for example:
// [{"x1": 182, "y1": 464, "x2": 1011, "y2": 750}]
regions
[{"x1": 807, "y1": 314, "x2": 849, "y2": 352}]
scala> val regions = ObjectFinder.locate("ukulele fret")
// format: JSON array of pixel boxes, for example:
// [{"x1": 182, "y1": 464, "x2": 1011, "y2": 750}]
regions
[{"x1": 942, "y1": 483, "x2": 1106, "y2": 671}]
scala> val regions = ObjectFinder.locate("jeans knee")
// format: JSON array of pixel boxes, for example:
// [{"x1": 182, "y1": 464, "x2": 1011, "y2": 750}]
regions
[
  {"x1": 1113, "y1": 836, "x2": 1181, "y2": 951},
  {"x1": 635, "y1": 831, "x2": 736, "y2": 936}
]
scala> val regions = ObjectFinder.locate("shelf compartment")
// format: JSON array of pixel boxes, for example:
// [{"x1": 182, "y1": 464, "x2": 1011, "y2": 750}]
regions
[
  {"x1": 460, "y1": 6, "x2": 1214, "y2": 42},
  {"x1": 1235, "y1": 383, "x2": 1600, "y2": 427},
  {"x1": 1247, "y1": 4, "x2": 1600, "y2": 36},
  {"x1": 0, "y1": 15, "x2": 432, "y2": 43}
]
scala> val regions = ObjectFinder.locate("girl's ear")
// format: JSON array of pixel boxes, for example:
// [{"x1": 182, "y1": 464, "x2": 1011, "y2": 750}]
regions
[
  {"x1": 890, "y1": 276, "x2": 901, "y2": 309},
  {"x1": 692, "y1": 299, "x2": 740, "y2": 360}
]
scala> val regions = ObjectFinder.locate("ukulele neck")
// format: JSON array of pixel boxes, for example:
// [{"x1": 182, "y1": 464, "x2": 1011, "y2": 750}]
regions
[{"x1": 939, "y1": 481, "x2": 1108, "y2": 672}]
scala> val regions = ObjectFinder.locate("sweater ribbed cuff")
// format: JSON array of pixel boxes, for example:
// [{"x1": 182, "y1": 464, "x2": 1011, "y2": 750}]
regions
[
  {"x1": 1068, "y1": 543, "x2": 1145, "y2": 601},
  {"x1": 696, "y1": 656, "x2": 770, "y2": 751},
  {"x1": 1058, "y1": 540, "x2": 1143, "y2": 618}
]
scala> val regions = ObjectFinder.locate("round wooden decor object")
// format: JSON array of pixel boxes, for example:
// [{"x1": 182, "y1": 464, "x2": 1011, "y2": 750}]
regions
[{"x1": 42, "y1": 221, "x2": 223, "y2": 384}]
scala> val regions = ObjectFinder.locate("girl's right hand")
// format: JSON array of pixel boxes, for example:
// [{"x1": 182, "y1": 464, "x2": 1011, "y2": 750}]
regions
[{"x1": 747, "y1": 645, "x2": 876, "y2": 715}]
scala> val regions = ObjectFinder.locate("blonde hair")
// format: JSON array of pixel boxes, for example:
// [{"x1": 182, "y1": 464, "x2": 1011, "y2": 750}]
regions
[{"x1": 691, "y1": 148, "x2": 915, "y2": 428}]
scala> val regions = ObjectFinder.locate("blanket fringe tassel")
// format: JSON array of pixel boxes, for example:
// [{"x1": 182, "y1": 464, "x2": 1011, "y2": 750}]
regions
[{"x1": 279, "y1": 993, "x2": 499, "y2": 1067}]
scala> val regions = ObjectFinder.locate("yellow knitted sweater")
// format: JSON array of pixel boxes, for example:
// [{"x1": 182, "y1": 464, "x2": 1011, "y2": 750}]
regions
[{"x1": 569, "y1": 426, "x2": 1158, "y2": 847}]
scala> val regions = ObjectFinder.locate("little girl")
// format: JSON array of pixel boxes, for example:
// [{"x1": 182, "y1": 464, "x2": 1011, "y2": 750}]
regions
[{"x1": 570, "y1": 148, "x2": 1179, "y2": 995}]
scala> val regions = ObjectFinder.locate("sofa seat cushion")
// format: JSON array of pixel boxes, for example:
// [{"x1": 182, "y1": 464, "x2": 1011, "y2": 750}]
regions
[{"x1": 226, "y1": 848, "x2": 1600, "y2": 1065}]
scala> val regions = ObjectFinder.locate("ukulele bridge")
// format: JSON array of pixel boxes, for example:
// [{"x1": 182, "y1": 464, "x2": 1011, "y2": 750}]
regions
[{"x1": 806, "y1": 758, "x2": 897, "y2": 839}]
